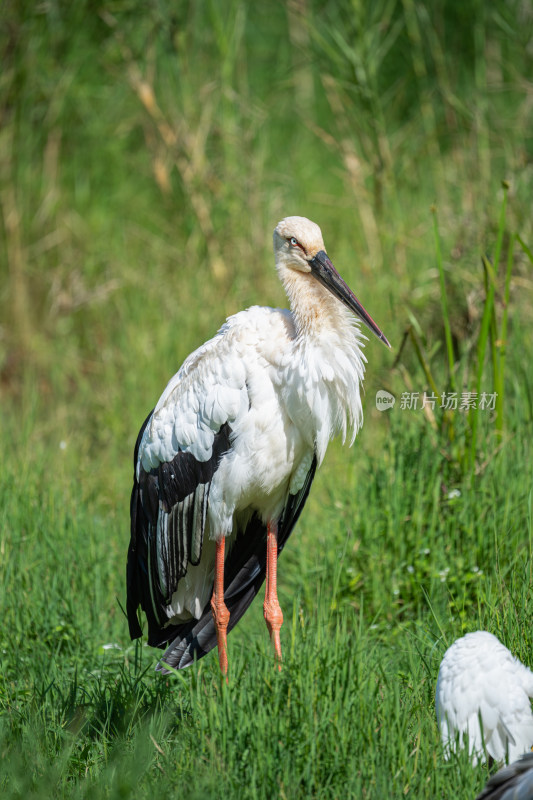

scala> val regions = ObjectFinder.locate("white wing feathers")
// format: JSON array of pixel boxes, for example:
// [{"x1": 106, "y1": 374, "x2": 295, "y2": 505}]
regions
[
  {"x1": 139, "y1": 317, "x2": 252, "y2": 472},
  {"x1": 436, "y1": 631, "x2": 533, "y2": 764}
]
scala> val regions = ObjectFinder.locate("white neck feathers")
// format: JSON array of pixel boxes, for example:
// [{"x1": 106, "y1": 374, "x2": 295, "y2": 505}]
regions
[{"x1": 278, "y1": 266, "x2": 367, "y2": 464}]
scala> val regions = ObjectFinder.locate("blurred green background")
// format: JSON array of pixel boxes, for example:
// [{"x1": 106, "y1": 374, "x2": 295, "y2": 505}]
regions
[
  {"x1": 1, "y1": 1, "x2": 533, "y2": 797},
  {"x1": 2, "y1": 0, "x2": 532, "y2": 466}
]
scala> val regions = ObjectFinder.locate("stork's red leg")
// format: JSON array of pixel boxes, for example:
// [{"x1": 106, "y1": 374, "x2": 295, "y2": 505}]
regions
[
  {"x1": 211, "y1": 537, "x2": 230, "y2": 676},
  {"x1": 264, "y1": 520, "x2": 283, "y2": 669}
]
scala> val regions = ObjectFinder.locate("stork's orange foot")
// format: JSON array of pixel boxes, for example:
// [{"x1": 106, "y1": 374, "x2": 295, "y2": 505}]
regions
[
  {"x1": 264, "y1": 596, "x2": 283, "y2": 667},
  {"x1": 211, "y1": 537, "x2": 230, "y2": 677},
  {"x1": 264, "y1": 520, "x2": 283, "y2": 670},
  {"x1": 211, "y1": 591, "x2": 230, "y2": 675}
]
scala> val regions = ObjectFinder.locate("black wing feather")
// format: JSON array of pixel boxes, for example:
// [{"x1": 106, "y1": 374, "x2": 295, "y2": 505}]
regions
[
  {"x1": 127, "y1": 409, "x2": 154, "y2": 639},
  {"x1": 155, "y1": 455, "x2": 318, "y2": 672},
  {"x1": 126, "y1": 413, "x2": 231, "y2": 644},
  {"x1": 475, "y1": 753, "x2": 533, "y2": 800}
]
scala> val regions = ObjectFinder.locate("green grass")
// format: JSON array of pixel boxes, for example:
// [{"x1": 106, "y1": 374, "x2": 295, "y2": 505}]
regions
[
  {"x1": 2, "y1": 411, "x2": 532, "y2": 798},
  {"x1": 1, "y1": 1, "x2": 533, "y2": 797}
]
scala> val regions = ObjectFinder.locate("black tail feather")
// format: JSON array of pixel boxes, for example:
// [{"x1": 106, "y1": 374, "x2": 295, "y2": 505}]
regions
[{"x1": 126, "y1": 409, "x2": 155, "y2": 640}]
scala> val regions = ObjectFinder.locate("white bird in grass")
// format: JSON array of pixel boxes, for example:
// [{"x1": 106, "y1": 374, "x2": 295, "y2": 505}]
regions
[
  {"x1": 127, "y1": 216, "x2": 390, "y2": 675},
  {"x1": 436, "y1": 631, "x2": 533, "y2": 765}
]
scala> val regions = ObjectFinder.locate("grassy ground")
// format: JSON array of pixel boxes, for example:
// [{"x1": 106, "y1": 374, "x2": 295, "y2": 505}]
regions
[{"x1": 1, "y1": 1, "x2": 533, "y2": 797}]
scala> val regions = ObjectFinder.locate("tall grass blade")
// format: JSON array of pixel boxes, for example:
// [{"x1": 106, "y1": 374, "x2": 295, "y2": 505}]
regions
[
  {"x1": 432, "y1": 206, "x2": 456, "y2": 392},
  {"x1": 469, "y1": 254, "x2": 497, "y2": 470},
  {"x1": 469, "y1": 185, "x2": 509, "y2": 469},
  {"x1": 494, "y1": 233, "x2": 515, "y2": 436},
  {"x1": 517, "y1": 234, "x2": 533, "y2": 265}
]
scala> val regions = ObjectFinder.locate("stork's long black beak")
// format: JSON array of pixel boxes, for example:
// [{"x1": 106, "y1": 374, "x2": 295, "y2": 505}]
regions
[{"x1": 309, "y1": 250, "x2": 391, "y2": 348}]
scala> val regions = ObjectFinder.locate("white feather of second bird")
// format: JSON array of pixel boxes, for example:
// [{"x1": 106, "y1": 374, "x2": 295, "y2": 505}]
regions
[{"x1": 436, "y1": 631, "x2": 533, "y2": 764}]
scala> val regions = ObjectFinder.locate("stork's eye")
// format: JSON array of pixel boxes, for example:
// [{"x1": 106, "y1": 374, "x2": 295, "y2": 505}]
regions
[{"x1": 287, "y1": 235, "x2": 306, "y2": 255}]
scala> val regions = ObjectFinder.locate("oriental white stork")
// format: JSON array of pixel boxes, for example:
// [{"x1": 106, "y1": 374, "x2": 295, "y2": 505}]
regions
[
  {"x1": 127, "y1": 216, "x2": 390, "y2": 675},
  {"x1": 436, "y1": 631, "x2": 533, "y2": 765}
]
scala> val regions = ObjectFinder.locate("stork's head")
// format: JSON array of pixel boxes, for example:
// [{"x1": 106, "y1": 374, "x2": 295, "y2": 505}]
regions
[
  {"x1": 274, "y1": 216, "x2": 326, "y2": 271},
  {"x1": 273, "y1": 216, "x2": 390, "y2": 348}
]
